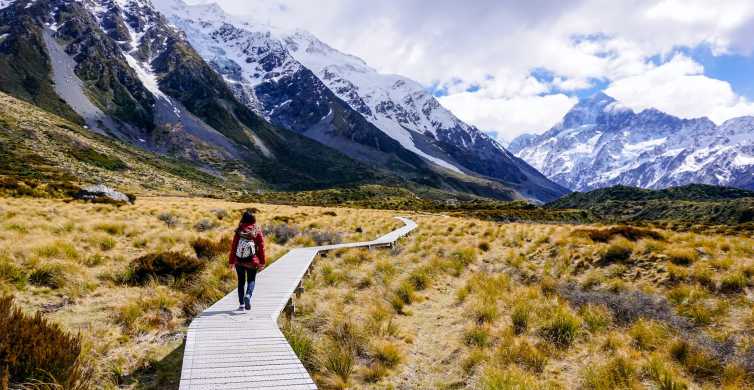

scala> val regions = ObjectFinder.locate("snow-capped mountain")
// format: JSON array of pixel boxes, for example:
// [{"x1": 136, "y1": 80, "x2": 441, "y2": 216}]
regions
[
  {"x1": 152, "y1": 0, "x2": 567, "y2": 202},
  {"x1": 0, "y1": 0, "x2": 382, "y2": 189},
  {"x1": 509, "y1": 92, "x2": 754, "y2": 191}
]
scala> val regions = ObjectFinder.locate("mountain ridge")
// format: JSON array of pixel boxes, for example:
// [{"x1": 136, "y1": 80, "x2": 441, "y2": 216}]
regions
[{"x1": 509, "y1": 92, "x2": 754, "y2": 192}]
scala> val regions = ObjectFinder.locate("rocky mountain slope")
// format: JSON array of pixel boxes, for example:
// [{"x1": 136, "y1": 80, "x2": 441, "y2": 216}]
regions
[
  {"x1": 0, "y1": 0, "x2": 381, "y2": 191},
  {"x1": 509, "y1": 92, "x2": 754, "y2": 192},
  {"x1": 0, "y1": 0, "x2": 566, "y2": 202},
  {"x1": 152, "y1": 0, "x2": 567, "y2": 202}
]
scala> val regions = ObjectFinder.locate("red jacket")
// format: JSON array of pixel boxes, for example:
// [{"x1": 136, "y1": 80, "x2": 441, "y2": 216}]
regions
[{"x1": 229, "y1": 223, "x2": 266, "y2": 268}]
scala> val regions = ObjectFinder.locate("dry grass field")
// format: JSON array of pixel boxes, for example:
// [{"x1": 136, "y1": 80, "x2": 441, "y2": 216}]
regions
[
  {"x1": 2, "y1": 196, "x2": 754, "y2": 389},
  {"x1": 0, "y1": 197, "x2": 400, "y2": 388}
]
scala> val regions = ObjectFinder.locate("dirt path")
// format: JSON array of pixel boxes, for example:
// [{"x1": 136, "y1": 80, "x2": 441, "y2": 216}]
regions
[{"x1": 387, "y1": 275, "x2": 470, "y2": 389}]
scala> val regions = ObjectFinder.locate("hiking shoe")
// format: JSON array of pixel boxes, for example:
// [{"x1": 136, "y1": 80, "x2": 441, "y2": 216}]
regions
[{"x1": 244, "y1": 295, "x2": 251, "y2": 310}]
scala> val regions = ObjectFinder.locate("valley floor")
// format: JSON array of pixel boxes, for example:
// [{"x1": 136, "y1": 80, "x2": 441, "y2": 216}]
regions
[{"x1": 2, "y1": 196, "x2": 754, "y2": 389}]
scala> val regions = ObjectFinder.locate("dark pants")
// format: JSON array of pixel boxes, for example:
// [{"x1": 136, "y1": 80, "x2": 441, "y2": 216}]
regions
[{"x1": 235, "y1": 264, "x2": 258, "y2": 305}]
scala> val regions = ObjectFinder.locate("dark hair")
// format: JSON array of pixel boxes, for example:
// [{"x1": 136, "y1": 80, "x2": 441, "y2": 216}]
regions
[{"x1": 240, "y1": 210, "x2": 256, "y2": 225}]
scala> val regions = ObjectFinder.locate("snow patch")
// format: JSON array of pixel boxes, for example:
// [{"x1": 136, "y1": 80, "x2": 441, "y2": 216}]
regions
[{"x1": 733, "y1": 154, "x2": 754, "y2": 167}]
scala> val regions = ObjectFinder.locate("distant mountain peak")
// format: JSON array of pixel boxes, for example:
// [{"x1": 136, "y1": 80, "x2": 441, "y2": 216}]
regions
[{"x1": 512, "y1": 94, "x2": 754, "y2": 192}]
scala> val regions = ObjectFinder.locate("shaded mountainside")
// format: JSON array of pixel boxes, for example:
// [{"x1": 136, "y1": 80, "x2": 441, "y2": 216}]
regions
[
  {"x1": 510, "y1": 92, "x2": 754, "y2": 192},
  {"x1": 0, "y1": 0, "x2": 381, "y2": 192},
  {"x1": 0, "y1": 90, "x2": 227, "y2": 195},
  {"x1": 547, "y1": 184, "x2": 754, "y2": 227},
  {"x1": 153, "y1": 0, "x2": 567, "y2": 202}
]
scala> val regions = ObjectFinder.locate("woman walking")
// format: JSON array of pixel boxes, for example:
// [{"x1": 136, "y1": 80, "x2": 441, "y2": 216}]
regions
[{"x1": 229, "y1": 210, "x2": 265, "y2": 310}]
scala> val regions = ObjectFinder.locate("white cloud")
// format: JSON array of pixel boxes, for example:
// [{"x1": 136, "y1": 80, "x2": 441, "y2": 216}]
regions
[
  {"x1": 438, "y1": 93, "x2": 577, "y2": 142},
  {"x1": 605, "y1": 54, "x2": 754, "y2": 123},
  {"x1": 191, "y1": 0, "x2": 754, "y2": 135}
]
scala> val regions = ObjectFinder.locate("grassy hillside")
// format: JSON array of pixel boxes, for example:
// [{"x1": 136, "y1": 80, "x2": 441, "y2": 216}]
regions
[
  {"x1": 547, "y1": 184, "x2": 754, "y2": 231},
  {"x1": 0, "y1": 91, "x2": 237, "y2": 196}
]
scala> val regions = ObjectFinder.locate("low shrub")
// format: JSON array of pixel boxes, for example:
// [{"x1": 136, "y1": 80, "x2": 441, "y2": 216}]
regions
[
  {"x1": 495, "y1": 338, "x2": 548, "y2": 373},
  {"x1": 29, "y1": 263, "x2": 67, "y2": 289},
  {"x1": 210, "y1": 208, "x2": 228, "y2": 220},
  {"x1": 264, "y1": 223, "x2": 299, "y2": 244},
  {"x1": 719, "y1": 271, "x2": 749, "y2": 293},
  {"x1": 319, "y1": 341, "x2": 355, "y2": 386},
  {"x1": 369, "y1": 340, "x2": 402, "y2": 368},
  {"x1": 575, "y1": 226, "x2": 664, "y2": 242},
  {"x1": 0, "y1": 258, "x2": 26, "y2": 287},
  {"x1": 511, "y1": 303, "x2": 530, "y2": 335},
  {"x1": 282, "y1": 322, "x2": 314, "y2": 369},
  {"x1": 93, "y1": 222, "x2": 126, "y2": 236},
  {"x1": 579, "y1": 304, "x2": 612, "y2": 333},
  {"x1": 666, "y1": 248, "x2": 698, "y2": 266},
  {"x1": 582, "y1": 355, "x2": 638, "y2": 390},
  {"x1": 539, "y1": 306, "x2": 581, "y2": 347},
  {"x1": 193, "y1": 219, "x2": 216, "y2": 232},
  {"x1": 670, "y1": 340, "x2": 723, "y2": 380},
  {"x1": 645, "y1": 356, "x2": 689, "y2": 390},
  {"x1": 408, "y1": 266, "x2": 432, "y2": 291},
  {"x1": 628, "y1": 319, "x2": 667, "y2": 351},
  {"x1": 0, "y1": 296, "x2": 92, "y2": 388},
  {"x1": 464, "y1": 325, "x2": 492, "y2": 348},
  {"x1": 478, "y1": 241, "x2": 491, "y2": 252},
  {"x1": 600, "y1": 238, "x2": 633, "y2": 264},
  {"x1": 125, "y1": 252, "x2": 205, "y2": 285},
  {"x1": 157, "y1": 213, "x2": 179, "y2": 228},
  {"x1": 469, "y1": 298, "x2": 498, "y2": 324},
  {"x1": 479, "y1": 366, "x2": 537, "y2": 390},
  {"x1": 192, "y1": 236, "x2": 231, "y2": 260}
]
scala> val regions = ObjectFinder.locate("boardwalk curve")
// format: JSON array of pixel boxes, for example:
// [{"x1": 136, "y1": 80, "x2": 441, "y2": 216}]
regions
[{"x1": 179, "y1": 217, "x2": 417, "y2": 389}]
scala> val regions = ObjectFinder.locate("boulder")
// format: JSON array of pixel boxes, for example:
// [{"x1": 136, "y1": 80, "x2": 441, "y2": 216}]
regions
[{"x1": 74, "y1": 184, "x2": 133, "y2": 204}]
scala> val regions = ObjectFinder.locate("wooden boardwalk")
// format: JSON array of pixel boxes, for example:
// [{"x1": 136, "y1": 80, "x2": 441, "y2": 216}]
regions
[{"x1": 179, "y1": 217, "x2": 417, "y2": 389}]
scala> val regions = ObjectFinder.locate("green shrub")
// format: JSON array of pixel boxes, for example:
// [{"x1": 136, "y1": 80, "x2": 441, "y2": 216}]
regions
[
  {"x1": 369, "y1": 340, "x2": 402, "y2": 368},
  {"x1": 582, "y1": 355, "x2": 638, "y2": 389},
  {"x1": 511, "y1": 303, "x2": 530, "y2": 335},
  {"x1": 408, "y1": 266, "x2": 431, "y2": 290},
  {"x1": 94, "y1": 222, "x2": 126, "y2": 235},
  {"x1": 0, "y1": 258, "x2": 26, "y2": 286},
  {"x1": 495, "y1": 339, "x2": 548, "y2": 373},
  {"x1": 319, "y1": 341, "x2": 354, "y2": 384},
  {"x1": 720, "y1": 271, "x2": 748, "y2": 293},
  {"x1": 666, "y1": 248, "x2": 698, "y2": 266},
  {"x1": 395, "y1": 280, "x2": 415, "y2": 305},
  {"x1": 282, "y1": 322, "x2": 314, "y2": 369},
  {"x1": 0, "y1": 296, "x2": 93, "y2": 388},
  {"x1": 539, "y1": 306, "x2": 581, "y2": 347},
  {"x1": 600, "y1": 239, "x2": 633, "y2": 264},
  {"x1": 575, "y1": 226, "x2": 664, "y2": 242},
  {"x1": 469, "y1": 299, "x2": 499, "y2": 324},
  {"x1": 628, "y1": 319, "x2": 667, "y2": 351},
  {"x1": 29, "y1": 263, "x2": 67, "y2": 288},
  {"x1": 125, "y1": 252, "x2": 205, "y2": 285},
  {"x1": 670, "y1": 340, "x2": 723, "y2": 380},
  {"x1": 69, "y1": 147, "x2": 128, "y2": 171},
  {"x1": 645, "y1": 356, "x2": 689, "y2": 390},
  {"x1": 579, "y1": 304, "x2": 612, "y2": 333},
  {"x1": 479, "y1": 366, "x2": 537, "y2": 390},
  {"x1": 452, "y1": 248, "x2": 478, "y2": 267},
  {"x1": 464, "y1": 325, "x2": 492, "y2": 347}
]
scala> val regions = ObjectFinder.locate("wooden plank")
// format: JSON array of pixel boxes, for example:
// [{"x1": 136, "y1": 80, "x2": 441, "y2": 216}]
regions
[{"x1": 179, "y1": 217, "x2": 416, "y2": 389}]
